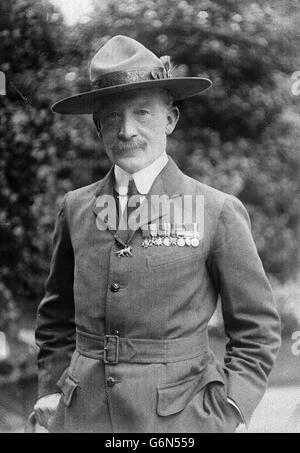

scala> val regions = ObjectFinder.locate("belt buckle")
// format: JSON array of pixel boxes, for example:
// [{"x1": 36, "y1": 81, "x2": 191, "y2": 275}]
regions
[{"x1": 103, "y1": 335, "x2": 120, "y2": 364}]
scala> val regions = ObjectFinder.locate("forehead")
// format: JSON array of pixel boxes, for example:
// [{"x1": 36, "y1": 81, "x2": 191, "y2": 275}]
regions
[{"x1": 97, "y1": 88, "x2": 168, "y2": 112}]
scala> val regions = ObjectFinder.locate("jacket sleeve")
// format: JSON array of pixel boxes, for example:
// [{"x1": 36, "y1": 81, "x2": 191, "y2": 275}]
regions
[
  {"x1": 35, "y1": 192, "x2": 76, "y2": 399},
  {"x1": 207, "y1": 195, "x2": 281, "y2": 426}
]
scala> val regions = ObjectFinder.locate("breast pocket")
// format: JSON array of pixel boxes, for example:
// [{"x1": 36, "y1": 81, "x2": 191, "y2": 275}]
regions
[
  {"x1": 156, "y1": 364, "x2": 225, "y2": 417},
  {"x1": 146, "y1": 246, "x2": 203, "y2": 269}
]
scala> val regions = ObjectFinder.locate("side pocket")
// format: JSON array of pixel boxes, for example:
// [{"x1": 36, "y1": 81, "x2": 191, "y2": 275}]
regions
[
  {"x1": 56, "y1": 368, "x2": 79, "y2": 406},
  {"x1": 157, "y1": 365, "x2": 225, "y2": 417},
  {"x1": 55, "y1": 350, "x2": 81, "y2": 407},
  {"x1": 57, "y1": 370, "x2": 79, "y2": 407},
  {"x1": 204, "y1": 377, "x2": 241, "y2": 431}
]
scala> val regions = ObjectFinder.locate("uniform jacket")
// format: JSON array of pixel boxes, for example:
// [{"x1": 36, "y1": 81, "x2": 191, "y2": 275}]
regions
[{"x1": 35, "y1": 155, "x2": 281, "y2": 433}]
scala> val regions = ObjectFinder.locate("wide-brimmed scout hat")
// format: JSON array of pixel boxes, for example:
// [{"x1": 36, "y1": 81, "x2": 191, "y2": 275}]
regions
[{"x1": 51, "y1": 35, "x2": 212, "y2": 115}]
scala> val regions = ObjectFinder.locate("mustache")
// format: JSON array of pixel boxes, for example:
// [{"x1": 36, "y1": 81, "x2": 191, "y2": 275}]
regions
[{"x1": 111, "y1": 139, "x2": 147, "y2": 152}]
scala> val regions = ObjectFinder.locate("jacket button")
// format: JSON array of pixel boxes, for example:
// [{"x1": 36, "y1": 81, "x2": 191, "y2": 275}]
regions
[
  {"x1": 107, "y1": 377, "x2": 116, "y2": 387},
  {"x1": 110, "y1": 282, "x2": 120, "y2": 292},
  {"x1": 111, "y1": 329, "x2": 120, "y2": 336}
]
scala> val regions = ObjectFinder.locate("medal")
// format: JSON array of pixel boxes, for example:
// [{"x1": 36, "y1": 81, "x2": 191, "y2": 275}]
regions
[
  {"x1": 141, "y1": 227, "x2": 151, "y2": 247},
  {"x1": 149, "y1": 223, "x2": 158, "y2": 245},
  {"x1": 188, "y1": 223, "x2": 200, "y2": 247},
  {"x1": 192, "y1": 222, "x2": 200, "y2": 247},
  {"x1": 184, "y1": 223, "x2": 195, "y2": 246},
  {"x1": 170, "y1": 237, "x2": 177, "y2": 245},
  {"x1": 191, "y1": 237, "x2": 200, "y2": 247},
  {"x1": 142, "y1": 238, "x2": 150, "y2": 247},
  {"x1": 163, "y1": 237, "x2": 171, "y2": 246},
  {"x1": 156, "y1": 237, "x2": 163, "y2": 246},
  {"x1": 185, "y1": 237, "x2": 191, "y2": 246},
  {"x1": 175, "y1": 224, "x2": 185, "y2": 247},
  {"x1": 156, "y1": 227, "x2": 164, "y2": 246},
  {"x1": 163, "y1": 222, "x2": 171, "y2": 236},
  {"x1": 162, "y1": 222, "x2": 171, "y2": 246},
  {"x1": 170, "y1": 224, "x2": 177, "y2": 246},
  {"x1": 177, "y1": 237, "x2": 185, "y2": 247}
]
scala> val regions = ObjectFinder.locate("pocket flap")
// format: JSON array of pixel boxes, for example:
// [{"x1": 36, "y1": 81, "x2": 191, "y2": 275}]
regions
[
  {"x1": 157, "y1": 365, "x2": 225, "y2": 416},
  {"x1": 57, "y1": 372, "x2": 79, "y2": 407},
  {"x1": 146, "y1": 248, "x2": 200, "y2": 269}
]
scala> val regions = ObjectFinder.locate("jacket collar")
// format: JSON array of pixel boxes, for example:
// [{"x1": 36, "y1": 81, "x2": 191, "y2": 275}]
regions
[
  {"x1": 114, "y1": 152, "x2": 168, "y2": 196},
  {"x1": 92, "y1": 155, "x2": 185, "y2": 238}
]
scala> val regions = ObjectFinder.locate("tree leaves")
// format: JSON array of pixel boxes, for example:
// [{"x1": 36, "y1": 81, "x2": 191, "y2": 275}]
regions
[{"x1": 1, "y1": 0, "x2": 300, "y2": 319}]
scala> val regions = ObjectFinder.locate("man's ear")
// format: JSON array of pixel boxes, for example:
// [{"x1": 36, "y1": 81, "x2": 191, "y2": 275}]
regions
[
  {"x1": 93, "y1": 113, "x2": 102, "y2": 137},
  {"x1": 165, "y1": 106, "x2": 180, "y2": 135}
]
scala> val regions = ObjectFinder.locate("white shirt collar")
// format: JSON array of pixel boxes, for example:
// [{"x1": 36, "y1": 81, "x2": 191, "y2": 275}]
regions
[{"x1": 114, "y1": 152, "x2": 168, "y2": 196}]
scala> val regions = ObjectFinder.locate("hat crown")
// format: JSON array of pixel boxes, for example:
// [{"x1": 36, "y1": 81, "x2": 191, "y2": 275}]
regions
[{"x1": 90, "y1": 35, "x2": 164, "y2": 83}]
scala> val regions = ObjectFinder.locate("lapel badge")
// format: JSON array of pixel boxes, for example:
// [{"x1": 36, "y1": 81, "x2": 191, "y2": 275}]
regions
[{"x1": 115, "y1": 245, "x2": 133, "y2": 257}]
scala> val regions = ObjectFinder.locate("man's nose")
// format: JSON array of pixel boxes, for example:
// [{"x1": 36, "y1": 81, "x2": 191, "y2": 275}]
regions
[{"x1": 118, "y1": 115, "x2": 137, "y2": 141}]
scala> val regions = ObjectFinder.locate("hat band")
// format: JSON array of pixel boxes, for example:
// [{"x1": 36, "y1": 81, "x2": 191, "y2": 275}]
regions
[{"x1": 91, "y1": 67, "x2": 172, "y2": 90}]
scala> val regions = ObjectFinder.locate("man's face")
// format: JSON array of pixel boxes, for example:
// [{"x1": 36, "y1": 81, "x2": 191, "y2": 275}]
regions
[{"x1": 94, "y1": 88, "x2": 179, "y2": 173}]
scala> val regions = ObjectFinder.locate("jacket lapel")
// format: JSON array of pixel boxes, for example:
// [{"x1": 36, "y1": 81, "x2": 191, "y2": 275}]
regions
[{"x1": 92, "y1": 165, "x2": 118, "y2": 232}]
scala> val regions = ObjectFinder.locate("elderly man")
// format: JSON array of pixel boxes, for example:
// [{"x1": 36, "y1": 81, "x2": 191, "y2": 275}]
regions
[{"x1": 34, "y1": 35, "x2": 281, "y2": 433}]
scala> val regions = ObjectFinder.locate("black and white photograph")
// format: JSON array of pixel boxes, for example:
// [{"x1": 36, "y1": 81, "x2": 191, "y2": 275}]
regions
[{"x1": 0, "y1": 0, "x2": 299, "y2": 435}]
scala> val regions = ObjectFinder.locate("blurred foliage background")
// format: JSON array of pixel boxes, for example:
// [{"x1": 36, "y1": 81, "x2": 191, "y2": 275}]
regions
[{"x1": 0, "y1": 0, "x2": 300, "y2": 431}]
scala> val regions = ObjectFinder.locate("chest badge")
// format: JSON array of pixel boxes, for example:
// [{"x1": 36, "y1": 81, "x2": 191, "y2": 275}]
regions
[{"x1": 115, "y1": 245, "x2": 133, "y2": 257}]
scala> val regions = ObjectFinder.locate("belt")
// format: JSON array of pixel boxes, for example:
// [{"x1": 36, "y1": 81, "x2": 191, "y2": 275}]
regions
[{"x1": 76, "y1": 329, "x2": 209, "y2": 364}]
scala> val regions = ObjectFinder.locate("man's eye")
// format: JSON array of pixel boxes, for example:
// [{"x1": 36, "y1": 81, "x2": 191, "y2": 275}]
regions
[
  {"x1": 105, "y1": 112, "x2": 120, "y2": 120},
  {"x1": 136, "y1": 109, "x2": 150, "y2": 116}
]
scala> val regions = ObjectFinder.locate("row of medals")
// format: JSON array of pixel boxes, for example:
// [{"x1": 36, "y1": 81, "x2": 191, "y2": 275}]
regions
[{"x1": 141, "y1": 222, "x2": 201, "y2": 248}]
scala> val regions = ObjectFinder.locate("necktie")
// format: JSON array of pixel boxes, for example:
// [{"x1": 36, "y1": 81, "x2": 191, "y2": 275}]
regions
[
  {"x1": 126, "y1": 177, "x2": 141, "y2": 221},
  {"x1": 117, "y1": 178, "x2": 141, "y2": 243}
]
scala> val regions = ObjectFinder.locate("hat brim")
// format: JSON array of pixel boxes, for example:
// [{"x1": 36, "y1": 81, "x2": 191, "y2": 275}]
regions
[{"x1": 51, "y1": 77, "x2": 212, "y2": 114}]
